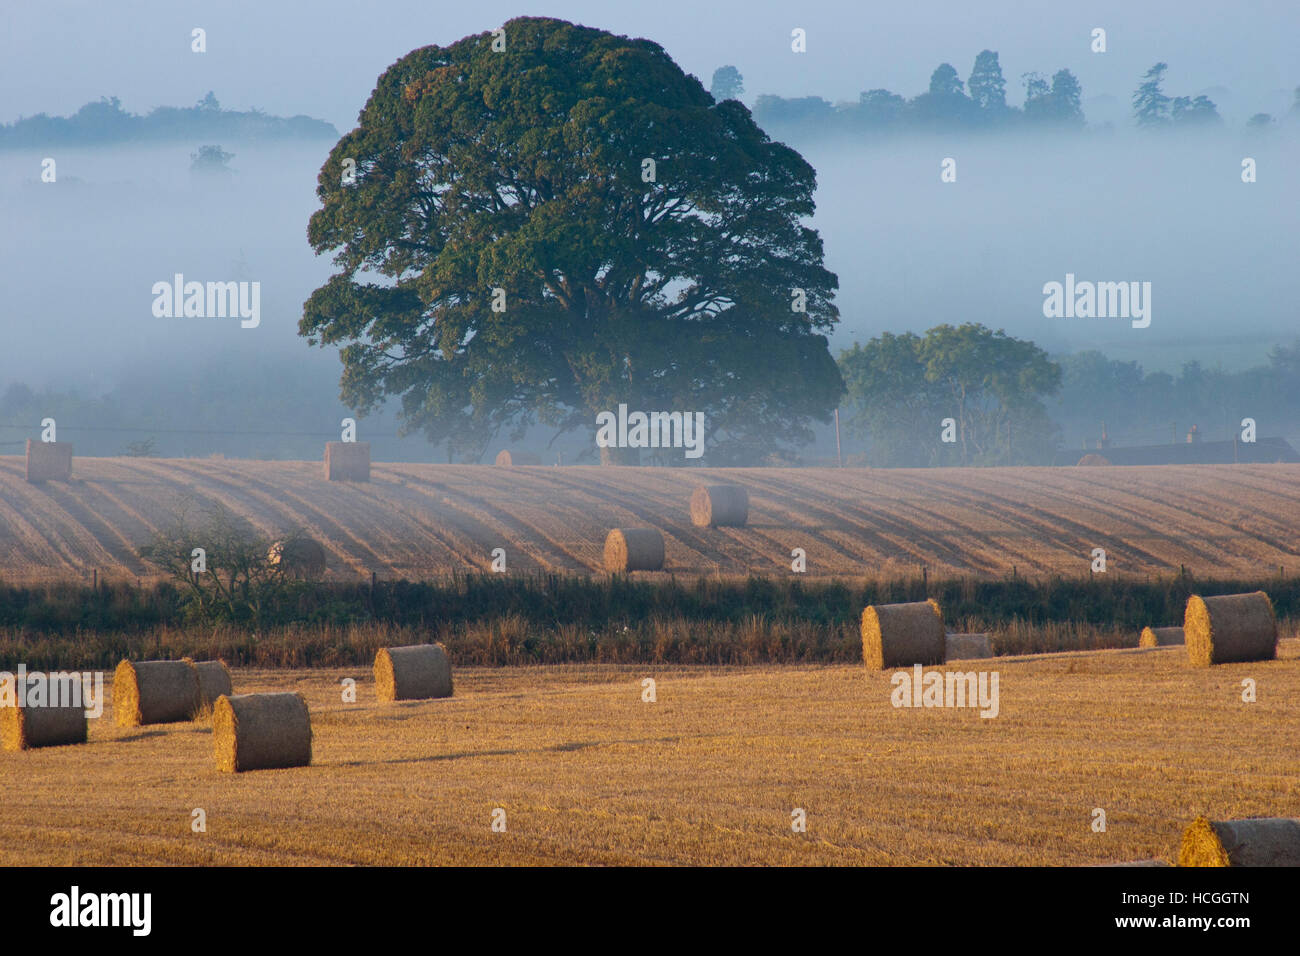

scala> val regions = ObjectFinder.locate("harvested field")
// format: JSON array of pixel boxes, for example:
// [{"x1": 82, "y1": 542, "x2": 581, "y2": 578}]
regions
[
  {"x1": 2, "y1": 457, "x2": 1299, "y2": 584},
  {"x1": 1, "y1": 640, "x2": 1296, "y2": 865}
]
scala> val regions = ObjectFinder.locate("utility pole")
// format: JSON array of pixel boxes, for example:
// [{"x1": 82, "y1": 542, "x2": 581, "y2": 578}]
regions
[{"x1": 834, "y1": 408, "x2": 843, "y2": 468}]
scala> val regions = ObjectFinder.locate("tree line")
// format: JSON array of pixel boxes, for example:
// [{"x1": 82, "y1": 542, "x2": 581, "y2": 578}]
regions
[
  {"x1": 715, "y1": 57, "x2": 1300, "y2": 137},
  {"x1": 5, "y1": 330, "x2": 1296, "y2": 467},
  {"x1": 838, "y1": 327, "x2": 1300, "y2": 467},
  {"x1": 0, "y1": 92, "x2": 337, "y2": 148}
]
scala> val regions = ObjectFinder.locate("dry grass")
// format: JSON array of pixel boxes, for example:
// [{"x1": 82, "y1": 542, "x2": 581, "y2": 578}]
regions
[{"x1": 2, "y1": 639, "x2": 1297, "y2": 865}]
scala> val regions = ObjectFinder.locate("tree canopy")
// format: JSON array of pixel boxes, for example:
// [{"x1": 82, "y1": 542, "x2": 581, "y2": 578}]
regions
[
  {"x1": 967, "y1": 51, "x2": 1007, "y2": 112},
  {"x1": 1132, "y1": 63, "x2": 1220, "y2": 128},
  {"x1": 302, "y1": 17, "x2": 842, "y2": 463},
  {"x1": 839, "y1": 324, "x2": 1061, "y2": 466}
]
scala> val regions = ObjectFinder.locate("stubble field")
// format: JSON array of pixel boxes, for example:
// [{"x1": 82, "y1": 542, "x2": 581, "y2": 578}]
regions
[
  {"x1": 4, "y1": 640, "x2": 1297, "y2": 866},
  {"x1": 2, "y1": 457, "x2": 1300, "y2": 583}
]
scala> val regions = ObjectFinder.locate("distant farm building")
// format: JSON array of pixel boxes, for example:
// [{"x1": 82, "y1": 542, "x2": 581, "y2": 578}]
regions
[{"x1": 1058, "y1": 436, "x2": 1299, "y2": 466}]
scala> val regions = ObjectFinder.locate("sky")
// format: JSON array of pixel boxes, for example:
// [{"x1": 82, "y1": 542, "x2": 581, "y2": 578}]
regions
[{"x1": 3, "y1": 1, "x2": 1298, "y2": 130}]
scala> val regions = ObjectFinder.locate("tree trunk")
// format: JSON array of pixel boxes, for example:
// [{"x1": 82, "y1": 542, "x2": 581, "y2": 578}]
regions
[{"x1": 600, "y1": 445, "x2": 642, "y2": 466}]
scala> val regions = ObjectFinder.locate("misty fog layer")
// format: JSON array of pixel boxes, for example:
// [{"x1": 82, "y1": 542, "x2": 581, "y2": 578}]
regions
[
  {"x1": 1, "y1": 124, "x2": 1297, "y2": 459},
  {"x1": 805, "y1": 128, "x2": 1300, "y2": 370}
]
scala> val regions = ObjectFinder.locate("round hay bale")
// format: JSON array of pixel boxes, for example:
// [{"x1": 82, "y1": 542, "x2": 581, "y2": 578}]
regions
[
  {"x1": 0, "y1": 676, "x2": 88, "y2": 751},
  {"x1": 861, "y1": 600, "x2": 945, "y2": 670},
  {"x1": 374, "y1": 644, "x2": 454, "y2": 702},
  {"x1": 187, "y1": 659, "x2": 233, "y2": 714},
  {"x1": 603, "y1": 528, "x2": 665, "y2": 572},
  {"x1": 1184, "y1": 591, "x2": 1276, "y2": 667},
  {"x1": 1076, "y1": 453, "x2": 1111, "y2": 466},
  {"x1": 213, "y1": 692, "x2": 312, "y2": 773},
  {"x1": 1178, "y1": 816, "x2": 1300, "y2": 867},
  {"x1": 495, "y1": 450, "x2": 541, "y2": 466},
  {"x1": 267, "y1": 537, "x2": 327, "y2": 580},
  {"x1": 113, "y1": 660, "x2": 200, "y2": 727},
  {"x1": 944, "y1": 633, "x2": 991, "y2": 660},
  {"x1": 690, "y1": 485, "x2": 749, "y2": 527},
  {"x1": 1139, "y1": 626, "x2": 1184, "y2": 648}
]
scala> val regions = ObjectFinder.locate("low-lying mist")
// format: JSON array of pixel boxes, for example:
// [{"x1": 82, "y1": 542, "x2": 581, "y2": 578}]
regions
[{"x1": 2, "y1": 124, "x2": 1296, "y2": 460}]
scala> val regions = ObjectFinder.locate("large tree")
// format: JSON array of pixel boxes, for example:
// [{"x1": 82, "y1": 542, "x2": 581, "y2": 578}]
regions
[{"x1": 301, "y1": 17, "x2": 841, "y2": 464}]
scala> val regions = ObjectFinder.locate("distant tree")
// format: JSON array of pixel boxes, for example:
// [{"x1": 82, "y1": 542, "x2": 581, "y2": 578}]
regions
[
  {"x1": 929, "y1": 63, "x2": 964, "y2": 96},
  {"x1": 197, "y1": 91, "x2": 221, "y2": 112},
  {"x1": 138, "y1": 503, "x2": 297, "y2": 625},
  {"x1": 752, "y1": 94, "x2": 835, "y2": 128},
  {"x1": 856, "y1": 89, "x2": 908, "y2": 127},
  {"x1": 916, "y1": 324, "x2": 1060, "y2": 465},
  {"x1": 840, "y1": 324, "x2": 1061, "y2": 467},
  {"x1": 1171, "y1": 94, "x2": 1221, "y2": 126},
  {"x1": 69, "y1": 95, "x2": 138, "y2": 141},
  {"x1": 1022, "y1": 72, "x2": 1050, "y2": 103},
  {"x1": 123, "y1": 437, "x2": 157, "y2": 457},
  {"x1": 0, "y1": 382, "x2": 36, "y2": 409},
  {"x1": 190, "y1": 144, "x2": 234, "y2": 175},
  {"x1": 1133, "y1": 63, "x2": 1171, "y2": 127},
  {"x1": 1049, "y1": 70, "x2": 1085, "y2": 126},
  {"x1": 968, "y1": 50, "x2": 1007, "y2": 112},
  {"x1": 1051, "y1": 351, "x2": 1148, "y2": 446},
  {"x1": 1022, "y1": 73, "x2": 1050, "y2": 121},
  {"x1": 839, "y1": 332, "x2": 946, "y2": 467},
  {"x1": 1267, "y1": 339, "x2": 1300, "y2": 381},
  {"x1": 710, "y1": 65, "x2": 744, "y2": 102},
  {"x1": 911, "y1": 63, "x2": 979, "y2": 127},
  {"x1": 1023, "y1": 69, "x2": 1084, "y2": 126},
  {"x1": 1246, "y1": 112, "x2": 1273, "y2": 128}
]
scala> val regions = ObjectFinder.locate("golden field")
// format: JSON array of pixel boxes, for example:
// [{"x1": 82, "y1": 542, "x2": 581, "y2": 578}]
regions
[
  {"x1": 2, "y1": 457, "x2": 1300, "y2": 583},
  {"x1": 3, "y1": 640, "x2": 1297, "y2": 866}
]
